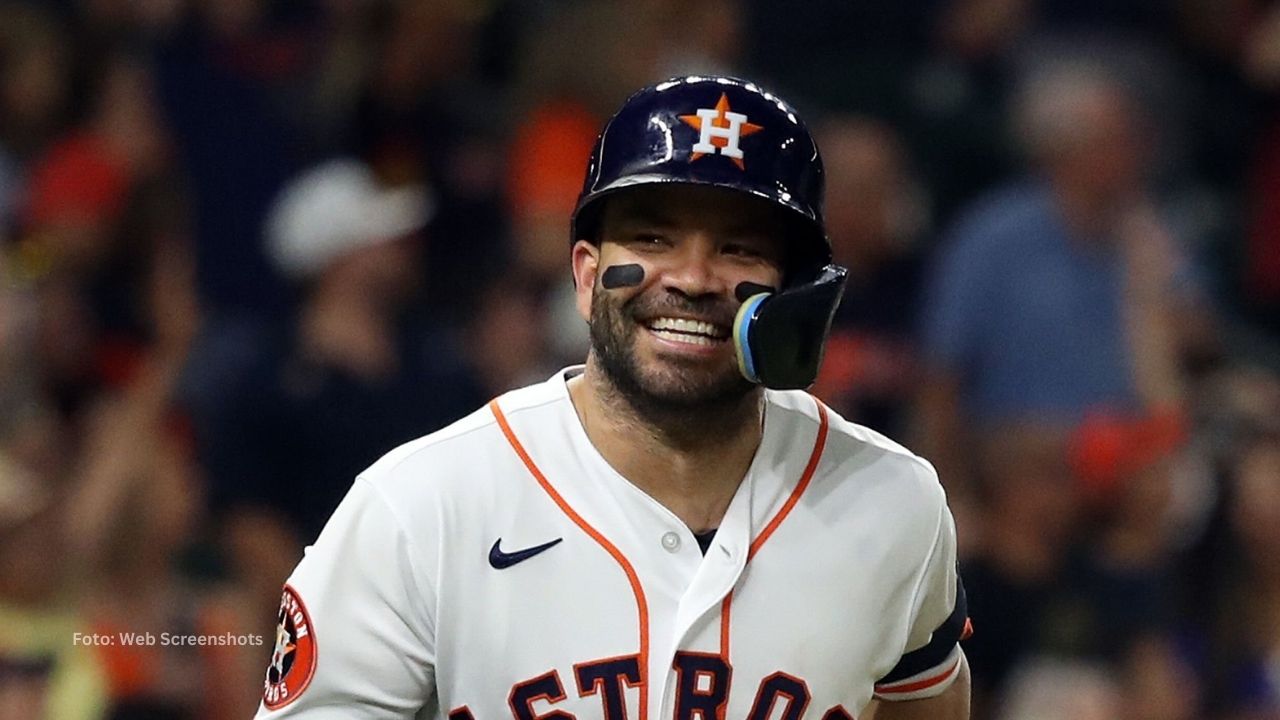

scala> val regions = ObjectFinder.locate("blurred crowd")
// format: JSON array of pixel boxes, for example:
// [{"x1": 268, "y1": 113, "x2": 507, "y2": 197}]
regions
[{"x1": 0, "y1": 0, "x2": 1278, "y2": 718}]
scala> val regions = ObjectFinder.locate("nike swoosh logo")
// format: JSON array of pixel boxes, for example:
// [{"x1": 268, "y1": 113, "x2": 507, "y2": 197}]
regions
[{"x1": 488, "y1": 537, "x2": 563, "y2": 569}]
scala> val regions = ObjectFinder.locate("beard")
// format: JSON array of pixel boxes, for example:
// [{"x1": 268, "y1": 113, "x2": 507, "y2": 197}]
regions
[{"x1": 588, "y1": 285, "x2": 756, "y2": 425}]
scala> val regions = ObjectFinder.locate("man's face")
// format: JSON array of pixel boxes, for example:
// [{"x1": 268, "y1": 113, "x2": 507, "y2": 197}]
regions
[{"x1": 572, "y1": 185, "x2": 787, "y2": 411}]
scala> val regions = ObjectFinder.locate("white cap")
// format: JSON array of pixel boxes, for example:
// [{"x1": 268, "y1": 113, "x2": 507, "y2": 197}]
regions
[{"x1": 267, "y1": 159, "x2": 433, "y2": 279}]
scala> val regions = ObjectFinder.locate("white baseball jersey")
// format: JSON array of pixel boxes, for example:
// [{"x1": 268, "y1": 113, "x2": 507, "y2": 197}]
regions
[{"x1": 255, "y1": 367, "x2": 965, "y2": 719}]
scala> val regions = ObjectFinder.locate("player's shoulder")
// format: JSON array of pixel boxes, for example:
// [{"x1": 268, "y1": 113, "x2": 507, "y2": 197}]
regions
[
  {"x1": 359, "y1": 404, "x2": 496, "y2": 479},
  {"x1": 765, "y1": 390, "x2": 945, "y2": 505}
]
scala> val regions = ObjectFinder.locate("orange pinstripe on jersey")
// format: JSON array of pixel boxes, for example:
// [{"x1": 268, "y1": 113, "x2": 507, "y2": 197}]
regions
[
  {"x1": 720, "y1": 397, "x2": 830, "y2": 661},
  {"x1": 719, "y1": 594, "x2": 733, "y2": 666},
  {"x1": 490, "y1": 399, "x2": 652, "y2": 720}
]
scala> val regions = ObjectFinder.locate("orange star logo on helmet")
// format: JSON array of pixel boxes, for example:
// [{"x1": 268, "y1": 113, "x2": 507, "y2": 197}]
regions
[{"x1": 679, "y1": 93, "x2": 764, "y2": 170}]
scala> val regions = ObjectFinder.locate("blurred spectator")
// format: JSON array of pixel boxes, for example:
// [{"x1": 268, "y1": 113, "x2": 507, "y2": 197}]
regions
[
  {"x1": 0, "y1": 3, "x2": 73, "y2": 165},
  {"x1": 810, "y1": 116, "x2": 929, "y2": 436},
  {"x1": 192, "y1": 159, "x2": 486, "y2": 615},
  {"x1": 1171, "y1": 0, "x2": 1264, "y2": 195},
  {"x1": 152, "y1": 0, "x2": 314, "y2": 318},
  {"x1": 904, "y1": 0, "x2": 1030, "y2": 223},
  {"x1": 1244, "y1": 122, "x2": 1280, "y2": 336},
  {"x1": 1198, "y1": 369, "x2": 1280, "y2": 720},
  {"x1": 994, "y1": 641, "x2": 1198, "y2": 720},
  {"x1": 0, "y1": 344, "x2": 259, "y2": 719},
  {"x1": 994, "y1": 657, "x2": 1122, "y2": 720},
  {"x1": 0, "y1": 259, "x2": 108, "y2": 717},
  {"x1": 17, "y1": 53, "x2": 195, "y2": 418},
  {"x1": 915, "y1": 55, "x2": 1211, "y2": 714},
  {"x1": 958, "y1": 419, "x2": 1201, "y2": 718},
  {"x1": 0, "y1": 2, "x2": 75, "y2": 247},
  {"x1": 1242, "y1": 2, "x2": 1280, "y2": 339},
  {"x1": 0, "y1": 41, "x2": 243, "y2": 706},
  {"x1": 342, "y1": 0, "x2": 511, "y2": 326},
  {"x1": 1, "y1": 224, "x2": 209, "y2": 720},
  {"x1": 464, "y1": 270, "x2": 557, "y2": 395},
  {"x1": 74, "y1": 360, "x2": 259, "y2": 718},
  {"x1": 917, "y1": 55, "x2": 1207, "y2": 516},
  {"x1": 0, "y1": 452, "x2": 110, "y2": 720},
  {"x1": 649, "y1": 0, "x2": 744, "y2": 78}
]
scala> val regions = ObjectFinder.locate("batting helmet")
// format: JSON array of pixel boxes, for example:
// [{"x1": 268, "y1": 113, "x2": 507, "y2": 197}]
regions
[{"x1": 571, "y1": 75, "x2": 830, "y2": 281}]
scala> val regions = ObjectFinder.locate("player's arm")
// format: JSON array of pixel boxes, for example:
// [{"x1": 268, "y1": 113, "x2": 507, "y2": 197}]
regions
[
  {"x1": 868, "y1": 483, "x2": 971, "y2": 720},
  {"x1": 863, "y1": 650, "x2": 970, "y2": 720},
  {"x1": 253, "y1": 476, "x2": 436, "y2": 718}
]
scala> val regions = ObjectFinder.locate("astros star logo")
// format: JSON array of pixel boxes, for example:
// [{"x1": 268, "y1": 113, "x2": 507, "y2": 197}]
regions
[
  {"x1": 269, "y1": 622, "x2": 296, "y2": 680},
  {"x1": 680, "y1": 93, "x2": 763, "y2": 170},
  {"x1": 263, "y1": 585, "x2": 317, "y2": 710}
]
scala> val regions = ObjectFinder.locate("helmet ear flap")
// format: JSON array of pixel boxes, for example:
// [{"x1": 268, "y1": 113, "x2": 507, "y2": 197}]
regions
[{"x1": 733, "y1": 265, "x2": 848, "y2": 390}]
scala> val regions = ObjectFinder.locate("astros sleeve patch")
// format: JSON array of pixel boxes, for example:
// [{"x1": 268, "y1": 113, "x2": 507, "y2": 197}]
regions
[
  {"x1": 262, "y1": 585, "x2": 318, "y2": 709},
  {"x1": 252, "y1": 475, "x2": 436, "y2": 718}
]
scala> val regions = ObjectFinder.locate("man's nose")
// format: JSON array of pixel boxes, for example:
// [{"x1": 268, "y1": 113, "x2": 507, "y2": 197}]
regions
[{"x1": 661, "y1": 240, "x2": 728, "y2": 297}]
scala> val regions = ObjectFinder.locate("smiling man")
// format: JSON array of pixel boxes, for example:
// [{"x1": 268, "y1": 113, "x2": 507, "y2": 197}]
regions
[
  {"x1": 584, "y1": 186, "x2": 784, "y2": 415},
  {"x1": 254, "y1": 76, "x2": 970, "y2": 720}
]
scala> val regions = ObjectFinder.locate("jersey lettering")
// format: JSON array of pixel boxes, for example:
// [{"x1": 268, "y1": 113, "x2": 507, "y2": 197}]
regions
[
  {"x1": 492, "y1": 656, "x2": 843, "y2": 720},
  {"x1": 449, "y1": 707, "x2": 478, "y2": 720},
  {"x1": 509, "y1": 670, "x2": 577, "y2": 720},
  {"x1": 575, "y1": 655, "x2": 642, "y2": 720},
  {"x1": 746, "y1": 672, "x2": 810, "y2": 720},
  {"x1": 672, "y1": 652, "x2": 732, "y2": 720}
]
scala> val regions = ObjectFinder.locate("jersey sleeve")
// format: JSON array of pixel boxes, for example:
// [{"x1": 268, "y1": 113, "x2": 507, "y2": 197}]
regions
[
  {"x1": 873, "y1": 502, "x2": 969, "y2": 702},
  {"x1": 255, "y1": 476, "x2": 436, "y2": 718}
]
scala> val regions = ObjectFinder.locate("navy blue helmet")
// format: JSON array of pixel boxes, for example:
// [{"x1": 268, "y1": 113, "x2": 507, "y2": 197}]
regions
[{"x1": 571, "y1": 75, "x2": 830, "y2": 281}]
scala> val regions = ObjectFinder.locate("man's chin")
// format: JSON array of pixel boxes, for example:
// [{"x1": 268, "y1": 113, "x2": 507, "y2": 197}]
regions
[
  {"x1": 629, "y1": 364, "x2": 755, "y2": 409},
  {"x1": 589, "y1": 323, "x2": 755, "y2": 415}
]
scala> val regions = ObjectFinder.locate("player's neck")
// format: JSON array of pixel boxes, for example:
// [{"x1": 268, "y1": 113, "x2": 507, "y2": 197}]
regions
[{"x1": 568, "y1": 365, "x2": 765, "y2": 533}]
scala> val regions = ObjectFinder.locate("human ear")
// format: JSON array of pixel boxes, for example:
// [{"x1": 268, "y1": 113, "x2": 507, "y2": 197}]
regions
[{"x1": 571, "y1": 240, "x2": 600, "y2": 321}]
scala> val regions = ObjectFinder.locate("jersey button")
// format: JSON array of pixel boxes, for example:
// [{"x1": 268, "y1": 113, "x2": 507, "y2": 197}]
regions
[{"x1": 661, "y1": 531, "x2": 681, "y2": 552}]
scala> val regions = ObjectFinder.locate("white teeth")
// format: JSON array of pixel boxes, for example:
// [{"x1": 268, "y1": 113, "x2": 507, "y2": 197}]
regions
[
  {"x1": 650, "y1": 329, "x2": 716, "y2": 346},
  {"x1": 648, "y1": 317, "x2": 727, "y2": 338}
]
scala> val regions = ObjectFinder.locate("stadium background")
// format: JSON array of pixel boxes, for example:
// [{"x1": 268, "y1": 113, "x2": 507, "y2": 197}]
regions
[{"x1": 1, "y1": 0, "x2": 1279, "y2": 717}]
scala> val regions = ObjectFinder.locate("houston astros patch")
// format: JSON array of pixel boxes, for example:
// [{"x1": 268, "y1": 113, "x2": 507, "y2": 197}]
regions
[{"x1": 263, "y1": 585, "x2": 317, "y2": 709}]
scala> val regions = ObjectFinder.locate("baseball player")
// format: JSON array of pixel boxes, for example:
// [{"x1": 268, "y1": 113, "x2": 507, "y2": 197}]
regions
[{"x1": 254, "y1": 76, "x2": 970, "y2": 720}]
